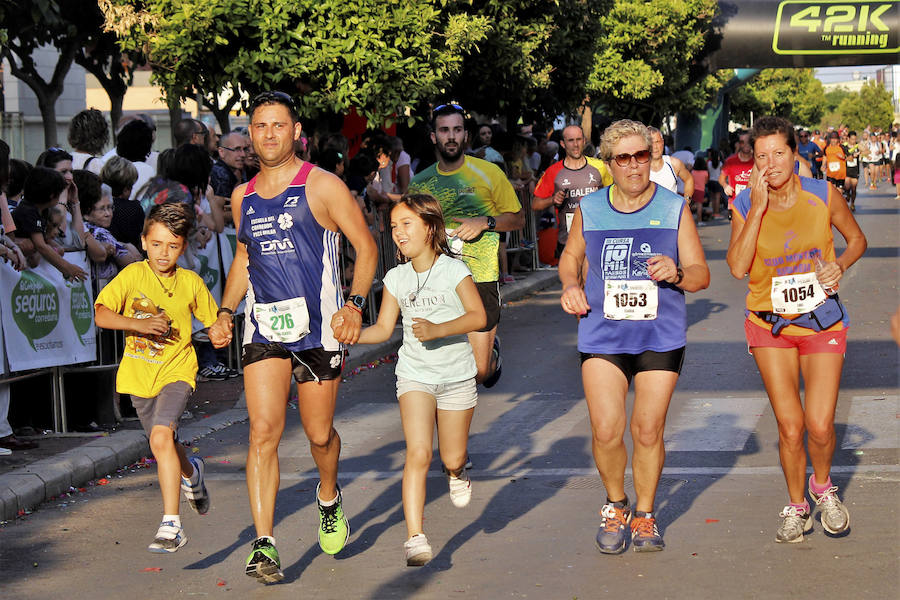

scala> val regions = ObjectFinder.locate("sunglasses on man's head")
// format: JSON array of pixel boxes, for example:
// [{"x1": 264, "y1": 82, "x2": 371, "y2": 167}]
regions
[
  {"x1": 433, "y1": 103, "x2": 465, "y2": 118},
  {"x1": 612, "y1": 149, "x2": 651, "y2": 167},
  {"x1": 253, "y1": 91, "x2": 294, "y2": 104}
]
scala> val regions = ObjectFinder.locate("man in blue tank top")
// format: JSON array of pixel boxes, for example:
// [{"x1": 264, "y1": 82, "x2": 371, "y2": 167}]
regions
[{"x1": 209, "y1": 91, "x2": 377, "y2": 584}]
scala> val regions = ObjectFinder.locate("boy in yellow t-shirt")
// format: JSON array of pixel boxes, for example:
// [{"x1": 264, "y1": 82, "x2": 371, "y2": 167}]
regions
[{"x1": 95, "y1": 202, "x2": 220, "y2": 553}]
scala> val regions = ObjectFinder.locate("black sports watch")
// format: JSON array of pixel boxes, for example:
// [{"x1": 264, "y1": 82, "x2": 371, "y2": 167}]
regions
[
  {"x1": 486, "y1": 216, "x2": 496, "y2": 231},
  {"x1": 347, "y1": 294, "x2": 366, "y2": 311}
]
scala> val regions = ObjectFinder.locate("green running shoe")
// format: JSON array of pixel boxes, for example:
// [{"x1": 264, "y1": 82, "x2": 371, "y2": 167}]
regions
[
  {"x1": 245, "y1": 537, "x2": 284, "y2": 584},
  {"x1": 317, "y1": 482, "x2": 350, "y2": 555}
]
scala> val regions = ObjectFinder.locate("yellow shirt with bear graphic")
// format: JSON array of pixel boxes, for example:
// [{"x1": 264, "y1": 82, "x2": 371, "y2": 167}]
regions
[{"x1": 95, "y1": 260, "x2": 219, "y2": 398}]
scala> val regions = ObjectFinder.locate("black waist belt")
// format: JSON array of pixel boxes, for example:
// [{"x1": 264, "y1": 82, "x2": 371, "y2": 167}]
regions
[{"x1": 753, "y1": 295, "x2": 844, "y2": 336}]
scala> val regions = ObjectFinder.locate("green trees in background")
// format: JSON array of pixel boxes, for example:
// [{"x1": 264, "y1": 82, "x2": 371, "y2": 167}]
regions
[
  {"x1": 98, "y1": 0, "x2": 724, "y2": 130},
  {"x1": 837, "y1": 81, "x2": 895, "y2": 132},
  {"x1": 100, "y1": 0, "x2": 489, "y2": 133},
  {"x1": 587, "y1": 0, "x2": 720, "y2": 124},
  {"x1": 446, "y1": 0, "x2": 603, "y2": 130},
  {"x1": 729, "y1": 69, "x2": 826, "y2": 128},
  {"x1": 0, "y1": 0, "x2": 128, "y2": 146}
]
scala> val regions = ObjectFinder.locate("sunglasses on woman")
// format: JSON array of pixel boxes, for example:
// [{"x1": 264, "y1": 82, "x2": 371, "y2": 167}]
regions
[{"x1": 612, "y1": 149, "x2": 651, "y2": 167}]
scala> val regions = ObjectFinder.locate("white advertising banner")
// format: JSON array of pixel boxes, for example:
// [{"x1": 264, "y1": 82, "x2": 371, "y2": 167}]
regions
[{"x1": 0, "y1": 251, "x2": 97, "y2": 371}]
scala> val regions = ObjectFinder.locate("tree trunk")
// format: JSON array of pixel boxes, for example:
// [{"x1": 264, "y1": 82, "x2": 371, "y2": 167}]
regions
[
  {"x1": 2, "y1": 39, "x2": 77, "y2": 149},
  {"x1": 37, "y1": 95, "x2": 60, "y2": 149},
  {"x1": 201, "y1": 90, "x2": 238, "y2": 135},
  {"x1": 167, "y1": 93, "x2": 183, "y2": 147},
  {"x1": 108, "y1": 93, "x2": 124, "y2": 145}
]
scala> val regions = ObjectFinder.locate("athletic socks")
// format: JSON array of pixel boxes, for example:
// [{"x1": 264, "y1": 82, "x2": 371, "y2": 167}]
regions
[
  {"x1": 808, "y1": 474, "x2": 832, "y2": 495},
  {"x1": 163, "y1": 514, "x2": 182, "y2": 529},
  {"x1": 318, "y1": 493, "x2": 338, "y2": 507}
]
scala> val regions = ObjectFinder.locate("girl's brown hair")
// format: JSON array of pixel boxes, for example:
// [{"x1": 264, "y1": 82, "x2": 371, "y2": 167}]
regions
[{"x1": 390, "y1": 193, "x2": 456, "y2": 263}]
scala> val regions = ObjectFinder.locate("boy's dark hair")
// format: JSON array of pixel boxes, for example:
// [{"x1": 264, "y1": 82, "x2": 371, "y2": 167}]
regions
[
  {"x1": 116, "y1": 119, "x2": 154, "y2": 163},
  {"x1": 249, "y1": 91, "x2": 300, "y2": 123},
  {"x1": 68, "y1": 109, "x2": 110, "y2": 156},
  {"x1": 36, "y1": 147, "x2": 73, "y2": 170},
  {"x1": 750, "y1": 117, "x2": 796, "y2": 153},
  {"x1": 143, "y1": 201, "x2": 194, "y2": 239},
  {"x1": 23, "y1": 166, "x2": 66, "y2": 206},
  {"x1": 73, "y1": 170, "x2": 103, "y2": 215},
  {"x1": 8, "y1": 159, "x2": 32, "y2": 197},
  {"x1": 167, "y1": 144, "x2": 212, "y2": 200}
]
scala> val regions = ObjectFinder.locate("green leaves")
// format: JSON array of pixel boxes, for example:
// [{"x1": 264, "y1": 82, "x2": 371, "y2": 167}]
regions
[
  {"x1": 103, "y1": 0, "x2": 488, "y2": 125},
  {"x1": 587, "y1": 0, "x2": 719, "y2": 121},
  {"x1": 98, "y1": 0, "x2": 724, "y2": 128},
  {"x1": 837, "y1": 80, "x2": 894, "y2": 132},
  {"x1": 730, "y1": 69, "x2": 826, "y2": 127}
]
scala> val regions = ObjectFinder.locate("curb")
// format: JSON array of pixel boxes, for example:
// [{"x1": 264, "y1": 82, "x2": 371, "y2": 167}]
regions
[{"x1": 0, "y1": 269, "x2": 559, "y2": 522}]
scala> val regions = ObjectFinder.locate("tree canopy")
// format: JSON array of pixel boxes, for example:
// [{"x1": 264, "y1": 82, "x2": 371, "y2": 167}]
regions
[
  {"x1": 837, "y1": 81, "x2": 895, "y2": 132},
  {"x1": 729, "y1": 68, "x2": 826, "y2": 128},
  {"x1": 0, "y1": 1, "x2": 120, "y2": 147},
  {"x1": 100, "y1": 0, "x2": 728, "y2": 131},
  {"x1": 587, "y1": 0, "x2": 720, "y2": 125},
  {"x1": 447, "y1": 0, "x2": 604, "y2": 129},
  {"x1": 101, "y1": 0, "x2": 489, "y2": 128}
]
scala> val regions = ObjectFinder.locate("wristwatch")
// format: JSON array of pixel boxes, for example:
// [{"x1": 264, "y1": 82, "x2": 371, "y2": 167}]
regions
[
  {"x1": 347, "y1": 294, "x2": 366, "y2": 311},
  {"x1": 486, "y1": 216, "x2": 496, "y2": 231},
  {"x1": 674, "y1": 267, "x2": 684, "y2": 285}
]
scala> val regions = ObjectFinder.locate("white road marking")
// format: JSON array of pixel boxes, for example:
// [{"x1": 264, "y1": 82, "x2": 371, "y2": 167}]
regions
[
  {"x1": 841, "y1": 395, "x2": 899, "y2": 449},
  {"x1": 664, "y1": 397, "x2": 769, "y2": 452}
]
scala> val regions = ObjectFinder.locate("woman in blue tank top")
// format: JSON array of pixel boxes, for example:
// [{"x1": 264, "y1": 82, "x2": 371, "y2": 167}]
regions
[{"x1": 559, "y1": 120, "x2": 709, "y2": 555}]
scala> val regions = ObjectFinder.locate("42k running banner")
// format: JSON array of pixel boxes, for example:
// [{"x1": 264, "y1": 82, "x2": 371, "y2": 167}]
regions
[{"x1": 709, "y1": 1, "x2": 899, "y2": 68}]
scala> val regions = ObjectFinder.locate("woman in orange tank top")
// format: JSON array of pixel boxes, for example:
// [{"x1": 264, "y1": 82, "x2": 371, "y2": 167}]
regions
[{"x1": 727, "y1": 117, "x2": 866, "y2": 544}]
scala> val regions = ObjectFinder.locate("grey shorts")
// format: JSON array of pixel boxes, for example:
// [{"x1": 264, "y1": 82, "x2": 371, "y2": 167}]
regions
[
  {"x1": 130, "y1": 380, "x2": 193, "y2": 435},
  {"x1": 396, "y1": 376, "x2": 478, "y2": 411}
]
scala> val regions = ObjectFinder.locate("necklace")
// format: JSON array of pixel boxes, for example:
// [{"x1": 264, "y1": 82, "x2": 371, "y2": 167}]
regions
[
  {"x1": 409, "y1": 255, "x2": 437, "y2": 302},
  {"x1": 147, "y1": 260, "x2": 176, "y2": 297}
]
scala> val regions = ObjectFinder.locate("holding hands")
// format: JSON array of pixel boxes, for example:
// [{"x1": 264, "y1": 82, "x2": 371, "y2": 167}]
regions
[{"x1": 208, "y1": 313, "x2": 234, "y2": 348}]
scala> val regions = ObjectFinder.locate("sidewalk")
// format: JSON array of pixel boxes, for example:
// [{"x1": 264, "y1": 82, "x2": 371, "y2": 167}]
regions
[{"x1": 0, "y1": 268, "x2": 560, "y2": 521}]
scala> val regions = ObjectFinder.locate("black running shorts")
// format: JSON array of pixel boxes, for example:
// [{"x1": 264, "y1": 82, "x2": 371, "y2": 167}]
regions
[
  {"x1": 580, "y1": 347, "x2": 685, "y2": 383},
  {"x1": 242, "y1": 343, "x2": 344, "y2": 383}
]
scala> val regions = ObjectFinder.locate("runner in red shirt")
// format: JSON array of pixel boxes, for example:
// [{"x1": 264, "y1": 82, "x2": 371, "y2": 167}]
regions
[
  {"x1": 533, "y1": 125, "x2": 612, "y2": 258},
  {"x1": 718, "y1": 130, "x2": 754, "y2": 214}
]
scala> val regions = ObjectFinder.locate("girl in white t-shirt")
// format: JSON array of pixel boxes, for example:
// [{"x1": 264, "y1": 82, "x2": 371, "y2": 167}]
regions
[{"x1": 356, "y1": 194, "x2": 486, "y2": 567}]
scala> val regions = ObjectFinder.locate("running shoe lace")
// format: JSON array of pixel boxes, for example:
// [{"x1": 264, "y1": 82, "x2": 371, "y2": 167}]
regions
[
  {"x1": 319, "y1": 503, "x2": 339, "y2": 533},
  {"x1": 815, "y1": 486, "x2": 844, "y2": 517},
  {"x1": 632, "y1": 516, "x2": 658, "y2": 538},
  {"x1": 600, "y1": 504, "x2": 626, "y2": 532}
]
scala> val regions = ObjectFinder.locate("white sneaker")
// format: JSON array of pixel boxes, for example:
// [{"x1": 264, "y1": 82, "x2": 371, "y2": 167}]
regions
[
  {"x1": 147, "y1": 520, "x2": 187, "y2": 553},
  {"x1": 448, "y1": 468, "x2": 472, "y2": 508},
  {"x1": 775, "y1": 505, "x2": 812, "y2": 543},
  {"x1": 404, "y1": 533, "x2": 433, "y2": 566},
  {"x1": 809, "y1": 484, "x2": 850, "y2": 534}
]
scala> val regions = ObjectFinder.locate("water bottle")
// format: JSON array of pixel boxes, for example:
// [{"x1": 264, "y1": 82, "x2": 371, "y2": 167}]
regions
[{"x1": 814, "y1": 255, "x2": 837, "y2": 295}]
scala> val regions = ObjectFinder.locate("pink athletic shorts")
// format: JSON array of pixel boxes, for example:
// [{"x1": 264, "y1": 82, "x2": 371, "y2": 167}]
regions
[{"x1": 744, "y1": 319, "x2": 847, "y2": 355}]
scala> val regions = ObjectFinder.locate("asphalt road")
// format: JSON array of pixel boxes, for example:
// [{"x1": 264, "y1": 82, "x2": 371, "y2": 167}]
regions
[{"x1": 2, "y1": 183, "x2": 897, "y2": 600}]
